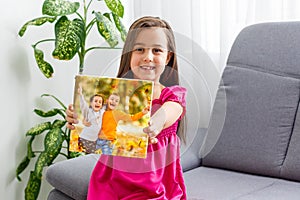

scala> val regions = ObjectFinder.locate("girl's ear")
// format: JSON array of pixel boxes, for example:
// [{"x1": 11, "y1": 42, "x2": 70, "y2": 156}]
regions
[{"x1": 166, "y1": 52, "x2": 173, "y2": 65}]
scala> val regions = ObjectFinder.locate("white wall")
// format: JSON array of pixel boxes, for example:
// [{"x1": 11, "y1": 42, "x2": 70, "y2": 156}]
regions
[
  {"x1": 2, "y1": 0, "x2": 76, "y2": 199},
  {"x1": 0, "y1": 0, "x2": 125, "y2": 199}
]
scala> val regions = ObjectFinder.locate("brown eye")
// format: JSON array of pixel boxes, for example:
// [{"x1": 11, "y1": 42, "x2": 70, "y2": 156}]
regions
[
  {"x1": 153, "y1": 48, "x2": 163, "y2": 54},
  {"x1": 135, "y1": 48, "x2": 144, "y2": 52}
]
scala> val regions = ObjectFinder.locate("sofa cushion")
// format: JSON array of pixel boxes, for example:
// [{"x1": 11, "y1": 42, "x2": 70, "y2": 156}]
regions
[
  {"x1": 202, "y1": 65, "x2": 300, "y2": 177},
  {"x1": 184, "y1": 166, "x2": 275, "y2": 200},
  {"x1": 183, "y1": 166, "x2": 300, "y2": 200},
  {"x1": 48, "y1": 189, "x2": 74, "y2": 200},
  {"x1": 46, "y1": 154, "x2": 99, "y2": 200},
  {"x1": 227, "y1": 22, "x2": 300, "y2": 77},
  {"x1": 180, "y1": 128, "x2": 207, "y2": 171},
  {"x1": 236, "y1": 179, "x2": 300, "y2": 200}
]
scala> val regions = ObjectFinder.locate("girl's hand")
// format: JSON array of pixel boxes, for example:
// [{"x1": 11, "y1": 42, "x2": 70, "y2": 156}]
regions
[
  {"x1": 149, "y1": 137, "x2": 158, "y2": 144},
  {"x1": 66, "y1": 104, "x2": 79, "y2": 130},
  {"x1": 143, "y1": 101, "x2": 183, "y2": 144},
  {"x1": 143, "y1": 107, "x2": 166, "y2": 144}
]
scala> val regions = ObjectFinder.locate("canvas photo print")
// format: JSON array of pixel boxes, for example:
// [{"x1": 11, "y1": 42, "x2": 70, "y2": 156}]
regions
[{"x1": 69, "y1": 75, "x2": 153, "y2": 158}]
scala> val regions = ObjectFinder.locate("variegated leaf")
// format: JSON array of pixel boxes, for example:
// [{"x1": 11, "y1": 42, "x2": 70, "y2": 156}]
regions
[
  {"x1": 34, "y1": 108, "x2": 65, "y2": 118},
  {"x1": 52, "y1": 16, "x2": 85, "y2": 60},
  {"x1": 34, "y1": 152, "x2": 48, "y2": 177},
  {"x1": 25, "y1": 122, "x2": 51, "y2": 136},
  {"x1": 112, "y1": 13, "x2": 127, "y2": 41},
  {"x1": 27, "y1": 136, "x2": 36, "y2": 159},
  {"x1": 44, "y1": 127, "x2": 64, "y2": 165},
  {"x1": 42, "y1": 0, "x2": 80, "y2": 16},
  {"x1": 16, "y1": 156, "x2": 30, "y2": 181},
  {"x1": 33, "y1": 47, "x2": 54, "y2": 78},
  {"x1": 25, "y1": 171, "x2": 41, "y2": 200},
  {"x1": 103, "y1": 12, "x2": 111, "y2": 20},
  {"x1": 16, "y1": 136, "x2": 36, "y2": 181},
  {"x1": 18, "y1": 16, "x2": 56, "y2": 37},
  {"x1": 94, "y1": 12, "x2": 118, "y2": 47},
  {"x1": 104, "y1": 0, "x2": 124, "y2": 17},
  {"x1": 52, "y1": 119, "x2": 66, "y2": 128}
]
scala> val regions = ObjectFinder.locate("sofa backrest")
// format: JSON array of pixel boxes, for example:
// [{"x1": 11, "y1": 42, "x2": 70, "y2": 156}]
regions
[
  {"x1": 281, "y1": 105, "x2": 300, "y2": 181},
  {"x1": 201, "y1": 22, "x2": 300, "y2": 181}
]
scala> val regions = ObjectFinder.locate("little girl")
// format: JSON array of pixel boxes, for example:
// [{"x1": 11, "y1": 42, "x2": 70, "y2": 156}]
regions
[
  {"x1": 77, "y1": 85, "x2": 105, "y2": 154},
  {"x1": 66, "y1": 16, "x2": 187, "y2": 199}
]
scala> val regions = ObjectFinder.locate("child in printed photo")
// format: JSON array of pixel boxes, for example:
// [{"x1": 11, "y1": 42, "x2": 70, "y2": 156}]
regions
[
  {"x1": 78, "y1": 85, "x2": 105, "y2": 154},
  {"x1": 96, "y1": 92, "x2": 149, "y2": 155}
]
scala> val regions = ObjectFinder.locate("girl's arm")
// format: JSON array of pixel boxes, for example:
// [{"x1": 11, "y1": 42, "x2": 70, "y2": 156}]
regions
[
  {"x1": 144, "y1": 101, "x2": 183, "y2": 143},
  {"x1": 160, "y1": 101, "x2": 183, "y2": 129}
]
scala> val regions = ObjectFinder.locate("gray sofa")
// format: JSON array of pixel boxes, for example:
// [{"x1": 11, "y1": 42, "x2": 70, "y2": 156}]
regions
[{"x1": 46, "y1": 21, "x2": 300, "y2": 200}]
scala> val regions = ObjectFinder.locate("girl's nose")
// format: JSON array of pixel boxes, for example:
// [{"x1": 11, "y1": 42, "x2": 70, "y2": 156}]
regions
[{"x1": 143, "y1": 49, "x2": 153, "y2": 62}]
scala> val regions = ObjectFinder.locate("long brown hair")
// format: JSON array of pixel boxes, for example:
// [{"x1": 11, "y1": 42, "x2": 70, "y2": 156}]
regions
[{"x1": 116, "y1": 16, "x2": 186, "y2": 143}]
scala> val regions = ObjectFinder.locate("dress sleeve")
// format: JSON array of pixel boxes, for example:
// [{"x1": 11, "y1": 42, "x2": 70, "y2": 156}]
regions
[{"x1": 160, "y1": 86, "x2": 187, "y2": 120}]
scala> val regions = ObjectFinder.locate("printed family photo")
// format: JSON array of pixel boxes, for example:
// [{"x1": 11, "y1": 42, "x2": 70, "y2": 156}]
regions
[{"x1": 69, "y1": 75, "x2": 153, "y2": 158}]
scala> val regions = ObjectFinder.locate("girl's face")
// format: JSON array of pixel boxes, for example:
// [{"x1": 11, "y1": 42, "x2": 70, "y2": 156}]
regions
[
  {"x1": 107, "y1": 94, "x2": 120, "y2": 110},
  {"x1": 130, "y1": 28, "x2": 172, "y2": 83},
  {"x1": 91, "y1": 96, "x2": 103, "y2": 112}
]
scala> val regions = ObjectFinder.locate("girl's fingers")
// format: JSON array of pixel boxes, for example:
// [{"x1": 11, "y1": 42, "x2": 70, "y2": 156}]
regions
[
  {"x1": 65, "y1": 110, "x2": 78, "y2": 120},
  {"x1": 65, "y1": 115, "x2": 78, "y2": 124},
  {"x1": 144, "y1": 119, "x2": 161, "y2": 144},
  {"x1": 144, "y1": 124, "x2": 160, "y2": 136},
  {"x1": 65, "y1": 104, "x2": 78, "y2": 130},
  {"x1": 143, "y1": 126, "x2": 150, "y2": 133},
  {"x1": 144, "y1": 120, "x2": 154, "y2": 132},
  {"x1": 65, "y1": 109, "x2": 72, "y2": 118},
  {"x1": 68, "y1": 104, "x2": 74, "y2": 111},
  {"x1": 150, "y1": 129, "x2": 160, "y2": 137},
  {"x1": 66, "y1": 122, "x2": 75, "y2": 130},
  {"x1": 149, "y1": 137, "x2": 158, "y2": 144}
]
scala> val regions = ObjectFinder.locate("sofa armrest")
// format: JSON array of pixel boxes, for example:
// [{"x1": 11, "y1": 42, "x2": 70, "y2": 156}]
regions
[
  {"x1": 46, "y1": 154, "x2": 100, "y2": 200},
  {"x1": 181, "y1": 128, "x2": 207, "y2": 172}
]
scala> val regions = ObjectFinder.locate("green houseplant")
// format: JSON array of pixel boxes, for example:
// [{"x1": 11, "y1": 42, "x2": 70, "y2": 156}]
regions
[{"x1": 16, "y1": 0, "x2": 127, "y2": 199}]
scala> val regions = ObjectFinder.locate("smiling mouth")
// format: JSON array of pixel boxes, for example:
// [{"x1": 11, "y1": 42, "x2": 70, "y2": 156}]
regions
[
  {"x1": 110, "y1": 103, "x2": 116, "y2": 107},
  {"x1": 140, "y1": 66, "x2": 155, "y2": 70}
]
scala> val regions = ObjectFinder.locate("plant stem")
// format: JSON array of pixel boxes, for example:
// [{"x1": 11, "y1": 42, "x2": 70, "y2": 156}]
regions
[
  {"x1": 78, "y1": 52, "x2": 84, "y2": 74},
  {"x1": 78, "y1": 0, "x2": 89, "y2": 74},
  {"x1": 33, "y1": 39, "x2": 55, "y2": 48},
  {"x1": 86, "y1": 18, "x2": 97, "y2": 35},
  {"x1": 65, "y1": 128, "x2": 71, "y2": 158},
  {"x1": 86, "y1": 0, "x2": 93, "y2": 10}
]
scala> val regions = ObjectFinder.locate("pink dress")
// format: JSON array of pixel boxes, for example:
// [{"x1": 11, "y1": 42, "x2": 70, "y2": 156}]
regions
[{"x1": 87, "y1": 86, "x2": 187, "y2": 200}]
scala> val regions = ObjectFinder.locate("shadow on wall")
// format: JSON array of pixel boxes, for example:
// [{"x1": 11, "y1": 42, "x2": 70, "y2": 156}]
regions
[
  {"x1": 7, "y1": 44, "x2": 32, "y2": 199},
  {"x1": 9, "y1": 44, "x2": 31, "y2": 83}
]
